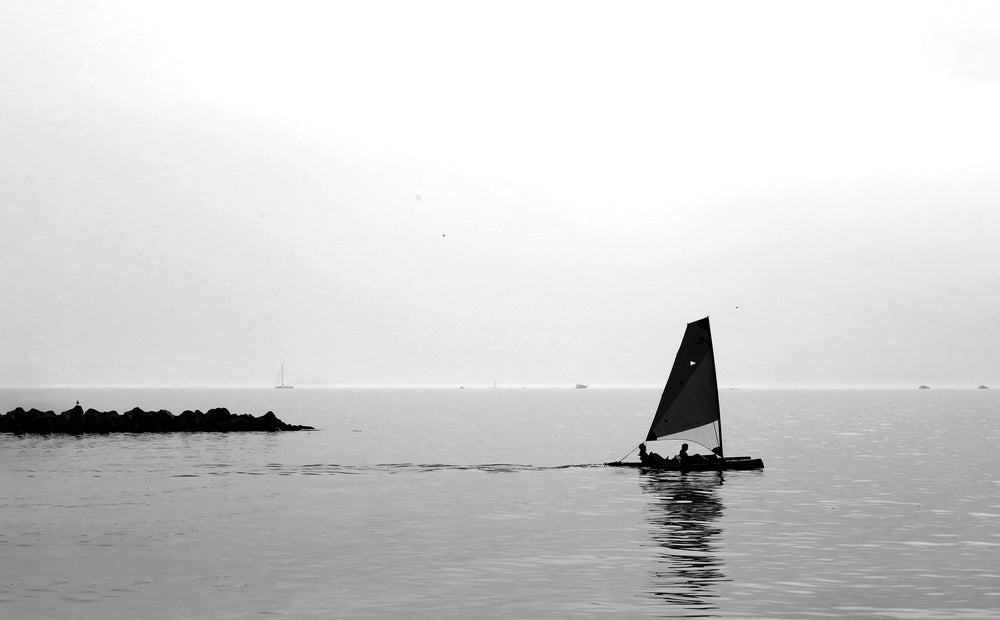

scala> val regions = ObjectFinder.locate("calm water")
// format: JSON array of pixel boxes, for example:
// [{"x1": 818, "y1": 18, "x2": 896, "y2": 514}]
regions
[{"x1": 1, "y1": 388, "x2": 998, "y2": 619}]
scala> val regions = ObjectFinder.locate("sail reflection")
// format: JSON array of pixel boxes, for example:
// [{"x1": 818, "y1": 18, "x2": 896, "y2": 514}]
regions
[{"x1": 640, "y1": 470, "x2": 726, "y2": 615}]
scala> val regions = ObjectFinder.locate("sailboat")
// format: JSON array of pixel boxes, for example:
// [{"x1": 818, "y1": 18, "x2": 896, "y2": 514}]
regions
[
  {"x1": 606, "y1": 317, "x2": 763, "y2": 471},
  {"x1": 275, "y1": 363, "x2": 294, "y2": 389}
]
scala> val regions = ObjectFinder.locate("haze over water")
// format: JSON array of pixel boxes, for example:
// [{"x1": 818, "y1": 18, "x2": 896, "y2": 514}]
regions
[
  {"x1": 5, "y1": 2, "x2": 1000, "y2": 391},
  {"x1": 2, "y1": 387, "x2": 997, "y2": 618}
]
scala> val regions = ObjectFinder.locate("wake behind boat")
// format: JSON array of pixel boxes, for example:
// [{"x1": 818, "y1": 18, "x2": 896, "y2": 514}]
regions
[{"x1": 606, "y1": 316, "x2": 763, "y2": 471}]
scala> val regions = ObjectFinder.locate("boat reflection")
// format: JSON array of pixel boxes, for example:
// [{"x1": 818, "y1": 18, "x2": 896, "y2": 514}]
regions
[{"x1": 639, "y1": 470, "x2": 726, "y2": 614}]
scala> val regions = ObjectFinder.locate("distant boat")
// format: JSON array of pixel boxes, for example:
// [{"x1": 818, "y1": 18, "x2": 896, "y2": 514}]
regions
[
  {"x1": 918, "y1": 385, "x2": 930, "y2": 390},
  {"x1": 606, "y1": 317, "x2": 763, "y2": 471},
  {"x1": 977, "y1": 385, "x2": 989, "y2": 390},
  {"x1": 275, "y1": 364, "x2": 294, "y2": 389},
  {"x1": 575, "y1": 384, "x2": 588, "y2": 389}
]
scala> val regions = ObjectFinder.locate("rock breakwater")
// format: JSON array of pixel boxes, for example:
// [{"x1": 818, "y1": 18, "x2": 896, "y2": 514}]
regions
[{"x1": 0, "y1": 405, "x2": 315, "y2": 434}]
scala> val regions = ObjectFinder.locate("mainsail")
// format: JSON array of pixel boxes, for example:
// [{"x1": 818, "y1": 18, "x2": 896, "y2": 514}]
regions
[{"x1": 645, "y1": 317, "x2": 723, "y2": 455}]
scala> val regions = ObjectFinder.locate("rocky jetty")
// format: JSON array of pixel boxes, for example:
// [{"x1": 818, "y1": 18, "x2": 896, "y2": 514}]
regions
[{"x1": 0, "y1": 405, "x2": 315, "y2": 434}]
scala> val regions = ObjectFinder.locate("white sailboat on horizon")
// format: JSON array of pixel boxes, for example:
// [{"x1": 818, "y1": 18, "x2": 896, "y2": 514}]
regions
[{"x1": 275, "y1": 363, "x2": 294, "y2": 389}]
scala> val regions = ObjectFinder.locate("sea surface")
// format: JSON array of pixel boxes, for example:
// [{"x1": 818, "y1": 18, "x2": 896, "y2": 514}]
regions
[{"x1": 1, "y1": 388, "x2": 998, "y2": 619}]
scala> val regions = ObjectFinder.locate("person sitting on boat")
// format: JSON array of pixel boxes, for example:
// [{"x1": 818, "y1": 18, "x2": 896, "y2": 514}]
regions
[
  {"x1": 638, "y1": 443, "x2": 667, "y2": 466},
  {"x1": 677, "y1": 443, "x2": 712, "y2": 464}
]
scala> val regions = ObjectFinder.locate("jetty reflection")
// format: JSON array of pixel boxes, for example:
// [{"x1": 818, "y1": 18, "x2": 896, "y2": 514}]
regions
[{"x1": 640, "y1": 470, "x2": 726, "y2": 614}]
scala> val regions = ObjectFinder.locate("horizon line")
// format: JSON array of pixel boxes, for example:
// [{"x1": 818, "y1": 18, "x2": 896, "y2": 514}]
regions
[{"x1": 0, "y1": 383, "x2": 991, "y2": 390}]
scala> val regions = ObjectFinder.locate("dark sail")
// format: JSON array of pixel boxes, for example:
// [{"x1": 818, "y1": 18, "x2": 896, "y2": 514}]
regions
[{"x1": 645, "y1": 317, "x2": 722, "y2": 454}]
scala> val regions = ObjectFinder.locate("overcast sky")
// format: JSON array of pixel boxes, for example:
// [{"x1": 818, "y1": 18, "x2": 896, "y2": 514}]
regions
[{"x1": 2, "y1": 1, "x2": 999, "y2": 388}]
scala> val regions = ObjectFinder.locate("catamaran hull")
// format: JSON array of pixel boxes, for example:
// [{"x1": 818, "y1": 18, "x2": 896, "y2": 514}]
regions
[{"x1": 605, "y1": 457, "x2": 764, "y2": 471}]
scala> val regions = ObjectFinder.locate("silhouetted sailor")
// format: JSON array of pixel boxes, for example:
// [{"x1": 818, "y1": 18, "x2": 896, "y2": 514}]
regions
[
  {"x1": 677, "y1": 443, "x2": 713, "y2": 464},
  {"x1": 638, "y1": 443, "x2": 666, "y2": 466}
]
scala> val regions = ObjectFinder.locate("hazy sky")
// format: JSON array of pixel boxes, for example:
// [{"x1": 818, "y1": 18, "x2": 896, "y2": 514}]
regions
[{"x1": 3, "y1": 1, "x2": 1000, "y2": 388}]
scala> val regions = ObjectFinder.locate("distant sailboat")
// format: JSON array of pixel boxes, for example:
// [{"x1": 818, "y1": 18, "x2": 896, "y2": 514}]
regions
[
  {"x1": 275, "y1": 364, "x2": 294, "y2": 389},
  {"x1": 606, "y1": 317, "x2": 763, "y2": 471}
]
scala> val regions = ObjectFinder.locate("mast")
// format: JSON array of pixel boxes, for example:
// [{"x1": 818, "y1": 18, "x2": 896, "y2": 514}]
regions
[{"x1": 706, "y1": 319, "x2": 723, "y2": 457}]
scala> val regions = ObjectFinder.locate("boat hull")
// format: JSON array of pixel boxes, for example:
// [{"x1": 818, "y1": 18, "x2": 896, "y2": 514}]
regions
[{"x1": 605, "y1": 457, "x2": 764, "y2": 471}]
